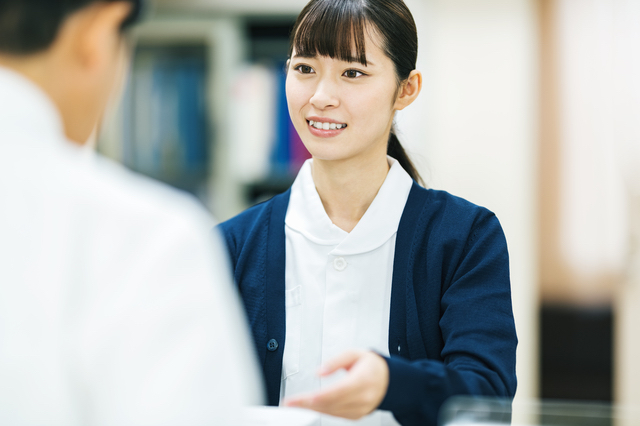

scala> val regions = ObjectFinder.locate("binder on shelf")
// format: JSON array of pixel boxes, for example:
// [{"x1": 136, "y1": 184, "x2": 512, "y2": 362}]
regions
[
  {"x1": 230, "y1": 62, "x2": 310, "y2": 202},
  {"x1": 121, "y1": 44, "x2": 209, "y2": 196}
]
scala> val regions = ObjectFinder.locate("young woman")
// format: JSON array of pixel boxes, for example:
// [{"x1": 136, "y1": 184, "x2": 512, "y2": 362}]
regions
[{"x1": 218, "y1": 1, "x2": 517, "y2": 425}]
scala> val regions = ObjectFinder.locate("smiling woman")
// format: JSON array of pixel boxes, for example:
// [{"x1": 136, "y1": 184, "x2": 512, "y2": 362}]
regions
[
  {"x1": 286, "y1": 0, "x2": 422, "y2": 185},
  {"x1": 217, "y1": 1, "x2": 518, "y2": 426},
  {"x1": 287, "y1": 30, "x2": 408, "y2": 172}
]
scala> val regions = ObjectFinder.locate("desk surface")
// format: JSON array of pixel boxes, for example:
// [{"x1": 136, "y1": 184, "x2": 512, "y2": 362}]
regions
[{"x1": 240, "y1": 406, "x2": 319, "y2": 426}]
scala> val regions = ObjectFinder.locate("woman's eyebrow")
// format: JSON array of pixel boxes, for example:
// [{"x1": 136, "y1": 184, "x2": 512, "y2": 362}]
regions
[
  {"x1": 292, "y1": 53, "x2": 317, "y2": 59},
  {"x1": 344, "y1": 55, "x2": 374, "y2": 66},
  {"x1": 290, "y1": 53, "x2": 375, "y2": 66},
  {"x1": 345, "y1": 59, "x2": 373, "y2": 67}
]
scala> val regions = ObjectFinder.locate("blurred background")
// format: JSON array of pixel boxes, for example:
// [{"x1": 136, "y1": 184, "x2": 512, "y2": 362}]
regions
[{"x1": 97, "y1": 0, "x2": 640, "y2": 408}]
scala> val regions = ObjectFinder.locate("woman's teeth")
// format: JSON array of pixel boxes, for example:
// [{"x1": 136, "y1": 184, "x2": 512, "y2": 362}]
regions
[{"x1": 308, "y1": 120, "x2": 346, "y2": 130}]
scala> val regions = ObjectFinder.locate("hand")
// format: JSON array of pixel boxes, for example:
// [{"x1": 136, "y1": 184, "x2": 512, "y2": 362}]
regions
[{"x1": 283, "y1": 350, "x2": 389, "y2": 420}]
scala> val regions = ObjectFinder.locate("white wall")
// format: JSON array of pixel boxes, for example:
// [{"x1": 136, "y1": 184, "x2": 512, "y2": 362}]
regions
[
  {"x1": 537, "y1": 0, "x2": 640, "y2": 406},
  {"x1": 545, "y1": 0, "x2": 628, "y2": 305},
  {"x1": 400, "y1": 0, "x2": 540, "y2": 402}
]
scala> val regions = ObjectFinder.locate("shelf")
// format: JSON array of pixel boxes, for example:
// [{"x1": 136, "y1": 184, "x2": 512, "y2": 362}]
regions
[
  {"x1": 153, "y1": 0, "x2": 308, "y2": 15},
  {"x1": 99, "y1": 14, "x2": 305, "y2": 221}
]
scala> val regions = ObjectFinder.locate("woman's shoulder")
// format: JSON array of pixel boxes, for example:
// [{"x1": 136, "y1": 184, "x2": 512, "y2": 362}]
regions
[
  {"x1": 404, "y1": 186, "x2": 509, "y2": 284},
  {"x1": 218, "y1": 190, "x2": 291, "y2": 240},
  {"x1": 410, "y1": 185, "x2": 497, "y2": 223},
  {"x1": 405, "y1": 184, "x2": 505, "y2": 248}
]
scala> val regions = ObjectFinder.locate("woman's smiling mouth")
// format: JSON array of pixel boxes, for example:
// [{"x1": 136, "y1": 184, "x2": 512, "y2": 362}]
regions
[
  {"x1": 306, "y1": 118, "x2": 348, "y2": 138},
  {"x1": 308, "y1": 119, "x2": 347, "y2": 130}
]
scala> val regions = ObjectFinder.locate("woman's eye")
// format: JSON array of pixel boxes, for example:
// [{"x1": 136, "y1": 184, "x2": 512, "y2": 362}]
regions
[
  {"x1": 343, "y1": 69, "x2": 364, "y2": 78},
  {"x1": 294, "y1": 65, "x2": 314, "y2": 74}
]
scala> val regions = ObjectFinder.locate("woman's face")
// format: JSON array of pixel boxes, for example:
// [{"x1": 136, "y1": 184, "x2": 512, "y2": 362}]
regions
[{"x1": 286, "y1": 30, "x2": 400, "y2": 164}]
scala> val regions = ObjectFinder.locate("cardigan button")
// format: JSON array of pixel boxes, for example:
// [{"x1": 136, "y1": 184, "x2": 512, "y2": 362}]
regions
[{"x1": 267, "y1": 338, "x2": 279, "y2": 352}]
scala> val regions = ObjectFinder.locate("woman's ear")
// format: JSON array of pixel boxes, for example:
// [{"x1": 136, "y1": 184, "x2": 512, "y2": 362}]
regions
[{"x1": 394, "y1": 70, "x2": 422, "y2": 111}]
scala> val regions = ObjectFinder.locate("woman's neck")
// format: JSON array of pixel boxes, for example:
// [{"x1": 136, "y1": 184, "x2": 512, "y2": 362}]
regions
[{"x1": 311, "y1": 153, "x2": 390, "y2": 233}]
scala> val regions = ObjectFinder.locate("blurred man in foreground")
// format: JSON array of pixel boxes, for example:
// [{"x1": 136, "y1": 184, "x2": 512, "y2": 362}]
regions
[{"x1": 0, "y1": 0, "x2": 263, "y2": 424}]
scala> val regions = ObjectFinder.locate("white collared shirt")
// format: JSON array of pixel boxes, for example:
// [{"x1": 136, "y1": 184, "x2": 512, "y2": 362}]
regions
[
  {"x1": 282, "y1": 158, "x2": 413, "y2": 426},
  {"x1": 0, "y1": 66, "x2": 263, "y2": 425}
]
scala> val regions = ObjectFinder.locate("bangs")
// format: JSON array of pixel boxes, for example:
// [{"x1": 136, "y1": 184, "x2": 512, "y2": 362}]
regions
[{"x1": 290, "y1": 0, "x2": 369, "y2": 65}]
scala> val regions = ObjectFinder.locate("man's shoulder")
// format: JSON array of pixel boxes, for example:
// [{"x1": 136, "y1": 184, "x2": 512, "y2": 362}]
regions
[{"x1": 77, "y1": 153, "x2": 214, "y2": 231}]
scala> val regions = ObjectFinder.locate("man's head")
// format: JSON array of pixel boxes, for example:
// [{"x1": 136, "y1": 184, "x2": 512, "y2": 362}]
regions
[{"x1": 0, "y1": 0, "x2": 143, "y2": 144}]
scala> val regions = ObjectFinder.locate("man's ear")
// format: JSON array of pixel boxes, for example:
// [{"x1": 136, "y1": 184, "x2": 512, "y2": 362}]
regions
[
  {"x1": 47, "y1": 1, "x2": 132, "y2": 144},
  {"x1": 71, "y1": 1, "x2": 132, "y2": 71},
  {"x1": 394, "y1": 70, "x2": 422, "y2": 111}
]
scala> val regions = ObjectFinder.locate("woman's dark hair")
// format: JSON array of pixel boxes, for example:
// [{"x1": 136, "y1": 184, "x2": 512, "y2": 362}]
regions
[
  {"x1": 0, "y1": 0, "x2": 143, "y2": 56},
  {"x1": 289, "y1": 0, "x2": 423, "y2": 185}
]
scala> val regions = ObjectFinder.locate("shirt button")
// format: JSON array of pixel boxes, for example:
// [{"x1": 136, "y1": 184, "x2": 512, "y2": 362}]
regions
[
  {"x1": 267, "y1": 338, "x2": 279, "y2": 352},
  {"x1": 333, "y1": 257, "x2": 347, "y2": 271}
]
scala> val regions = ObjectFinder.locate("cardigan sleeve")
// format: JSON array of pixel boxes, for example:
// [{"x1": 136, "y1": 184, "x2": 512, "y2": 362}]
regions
[{"x1": 379, "y1": 210, "x2": 517, "y2": 426}]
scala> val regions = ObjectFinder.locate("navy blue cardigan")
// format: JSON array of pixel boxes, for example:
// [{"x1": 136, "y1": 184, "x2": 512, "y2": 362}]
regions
[{"x1": 217, "y1": 182, "x2": 517, "y2": 426}]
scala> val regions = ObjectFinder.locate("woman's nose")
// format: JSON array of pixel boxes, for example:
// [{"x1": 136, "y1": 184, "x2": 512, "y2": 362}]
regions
[{"x1": 309, "y1": 80, "x2": 340, "y2": 110}]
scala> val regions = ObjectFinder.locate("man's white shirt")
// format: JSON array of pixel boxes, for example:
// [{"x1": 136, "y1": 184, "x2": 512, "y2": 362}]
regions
[{"x1": 0, "y1": 66, "x2": 262, "y2": 425}]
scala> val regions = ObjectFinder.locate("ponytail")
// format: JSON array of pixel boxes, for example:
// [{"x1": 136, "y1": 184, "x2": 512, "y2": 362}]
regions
[{"x1": 387, "y1": 127, "x2": 424, "y2": 186}]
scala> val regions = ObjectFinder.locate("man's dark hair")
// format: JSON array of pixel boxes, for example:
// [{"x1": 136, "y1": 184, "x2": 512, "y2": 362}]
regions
[{"x1": 0, "y1": 0, "x2": 142, "y2": 55}]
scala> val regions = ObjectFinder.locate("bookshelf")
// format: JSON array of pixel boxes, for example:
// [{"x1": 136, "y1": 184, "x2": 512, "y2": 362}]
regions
[{"x1": 98, "y1": 11, "x2": 307, "y2": 221}]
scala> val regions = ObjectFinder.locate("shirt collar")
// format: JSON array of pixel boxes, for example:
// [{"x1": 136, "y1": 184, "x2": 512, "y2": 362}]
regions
[
  {"x1": 285, "y1": 156, "x2": 414, "y2": 255},
  {"x1": 0, "y1": 66, "x2": 65, "y2": 145}
]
